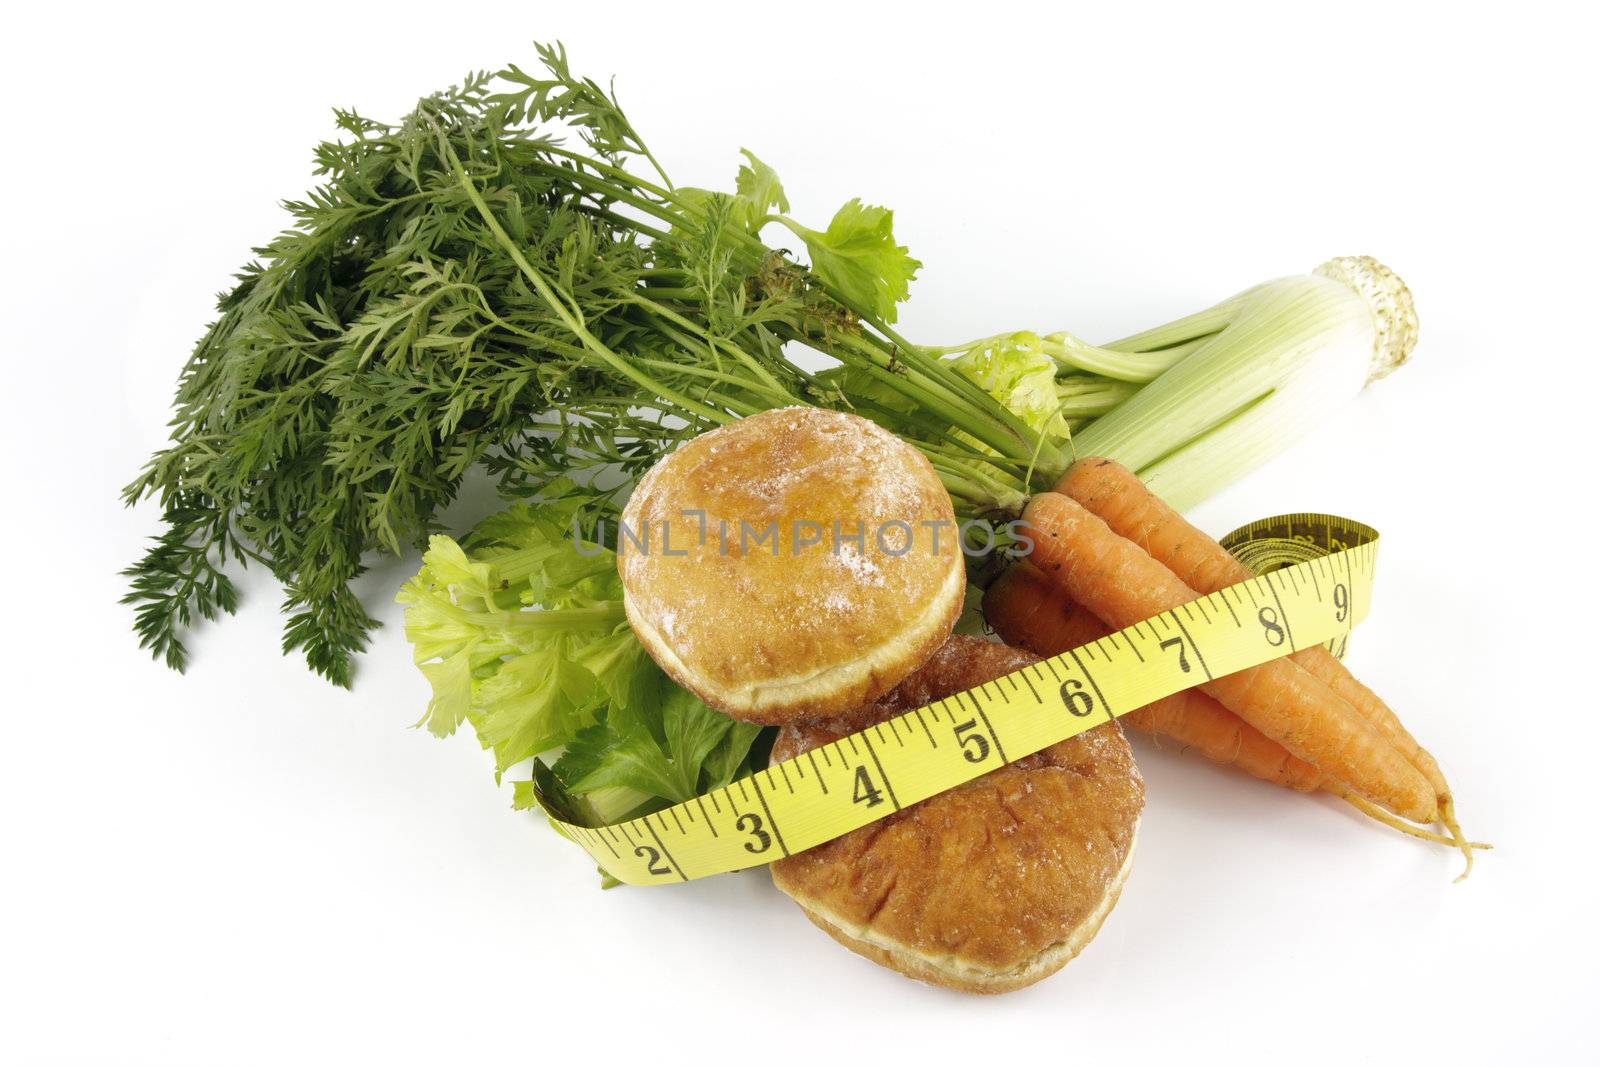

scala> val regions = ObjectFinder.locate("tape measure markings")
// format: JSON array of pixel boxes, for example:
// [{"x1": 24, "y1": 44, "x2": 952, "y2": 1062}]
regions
[
  {"x1": 691, "y1": 798, "x2": 712, "y2": 835},
  {"x1": 643, "y1": 817, "x2": 686, "y2": 882},
  {"x1": 1216, "y1": 588, "x2": 1243, "y2": 628},
  {"x1": 805, "y1": 750, "x2": 827, "y2": 792},
  {"x1": 748, "y1": 776, "x2": 790, "y2": 858},
  {"x1": 1262, "y1": 570, "x2": 1295, "y2": 652},
  {"x1": 962, "y1": 689, "x2": 1010, "y2": 763},
  {"x1": 1168, "y1": 611, "x2": 1213, "y2": 681},
  {"x1": 535, "y1": 513, "x2": 1380, "y2": 886},
  {"x1": 1064, "y1": 646, "x2": 1116, "y2": 724}
]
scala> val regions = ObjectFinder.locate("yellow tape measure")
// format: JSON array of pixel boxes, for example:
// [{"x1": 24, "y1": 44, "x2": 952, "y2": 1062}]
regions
[{"x1": 535, "y1": 513, "x2": 1379, "y2": 886}]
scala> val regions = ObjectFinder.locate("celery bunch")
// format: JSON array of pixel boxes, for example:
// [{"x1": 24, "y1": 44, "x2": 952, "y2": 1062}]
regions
[
  {"x1": 398, "y1": 487, "x2": 767, "y2": 832},
  {"x1": 941, "y1": 255, "x2": 1418, "y2": 511}
]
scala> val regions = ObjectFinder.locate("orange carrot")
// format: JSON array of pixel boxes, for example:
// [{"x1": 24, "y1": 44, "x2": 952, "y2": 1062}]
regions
[
  {"x1": 1020, "y1": 491, "x2": 1437, "y2": 824},
  {"x1": 1055, "y1": 457, "x2": 1446, "y2": 794},
  {"x1": 981, "y1": 559, "x2": 1088, "y2": 655},
  {"x1": 1053, "y1": 457, "x2": 1476, "y2": 871},
  {"x1": 984, "y1": 563, "x2": 1324, "y2": 792}
]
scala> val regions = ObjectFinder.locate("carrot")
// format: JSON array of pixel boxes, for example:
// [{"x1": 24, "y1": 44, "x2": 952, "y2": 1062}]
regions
[
  {"x1": 1056, "y1": 458, "x2": 1445, "y2": 791},
  {"x1": 981, "y1": 558, "x2": 1087, "y2": 656},
  {"x1": 1054, "y1": 457, "x2": 1474, "y2": 871},
  {"x1": 984, "y1": 563, "x2": 1325, "y2": 792},
  {"x1": 1020, "y1": 491, "x2": 1438, "y2": 824},
  {"x1": 985, "y1": 558, "x2": 1485, "y2": 853}
]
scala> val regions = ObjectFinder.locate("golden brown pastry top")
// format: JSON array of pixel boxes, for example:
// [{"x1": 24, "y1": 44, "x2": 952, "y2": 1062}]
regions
[
  {"x1": 619, "y1": 407, "x2": 964, "y2": 724},
  {"x1": 771, "y1": 635, "x2": 1144, "y2": 979}
]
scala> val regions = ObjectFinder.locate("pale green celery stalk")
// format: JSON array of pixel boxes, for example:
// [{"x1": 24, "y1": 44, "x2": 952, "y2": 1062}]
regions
[
  {"x1": 571, "y1": 785, "x2": 653, "y2": 826},
  {"x1": 1070, "y1": 257, "x2": 1418, "y2": 511},
  {"x1": 1099, "y1": 284, "x2": 1267, "y2": 354},
  {"x1": 937, "y1": 286, "x2": 1258, "y2": 388},
  {"x1": 1054, "y1": 377, "x2": 1140, "y2": 418},
  {"x1": 1039, "y1": 331, "x2": 1197, "y2": 383}
]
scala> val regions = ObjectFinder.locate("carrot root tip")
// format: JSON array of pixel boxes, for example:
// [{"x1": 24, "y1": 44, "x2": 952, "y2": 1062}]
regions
[
  {"x1": 1339, "y1": 792, "x2": 1491, "y2": 859},
  {"x1": 1438, "y1": 796, "x2": 1481, "y2": 883}
]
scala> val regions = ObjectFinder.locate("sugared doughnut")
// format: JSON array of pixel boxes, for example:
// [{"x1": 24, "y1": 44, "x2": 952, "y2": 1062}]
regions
[{"x1": 619, "y1": 408, "x2": 965, "y2": 725}]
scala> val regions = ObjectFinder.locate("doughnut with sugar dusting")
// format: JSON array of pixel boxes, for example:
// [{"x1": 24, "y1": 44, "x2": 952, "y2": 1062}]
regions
[{"x1": 618, "y1": 407, "x2": 965, "y2": 725}]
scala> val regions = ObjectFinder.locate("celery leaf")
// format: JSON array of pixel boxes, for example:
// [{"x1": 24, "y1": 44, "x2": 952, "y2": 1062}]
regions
[
  {"x1": 734, "y1": 149, "x2": 788, "y2": 232},
  {"x1": 782, "y1": 199, "x2": 921, "y2": 323},
  {"x1": 948, "y1": 331, "x2": 1069, "y2": 439}
]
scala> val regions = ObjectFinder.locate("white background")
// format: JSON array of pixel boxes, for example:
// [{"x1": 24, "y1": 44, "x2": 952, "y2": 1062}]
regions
[{"x1": 3, "y1": 2, "x2": 1595, "y2": 1064}]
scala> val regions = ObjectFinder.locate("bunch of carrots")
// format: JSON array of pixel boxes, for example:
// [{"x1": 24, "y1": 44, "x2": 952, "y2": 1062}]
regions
[{"x1": 984, "y1": 458, "x2": 1483, "y2": 876}]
